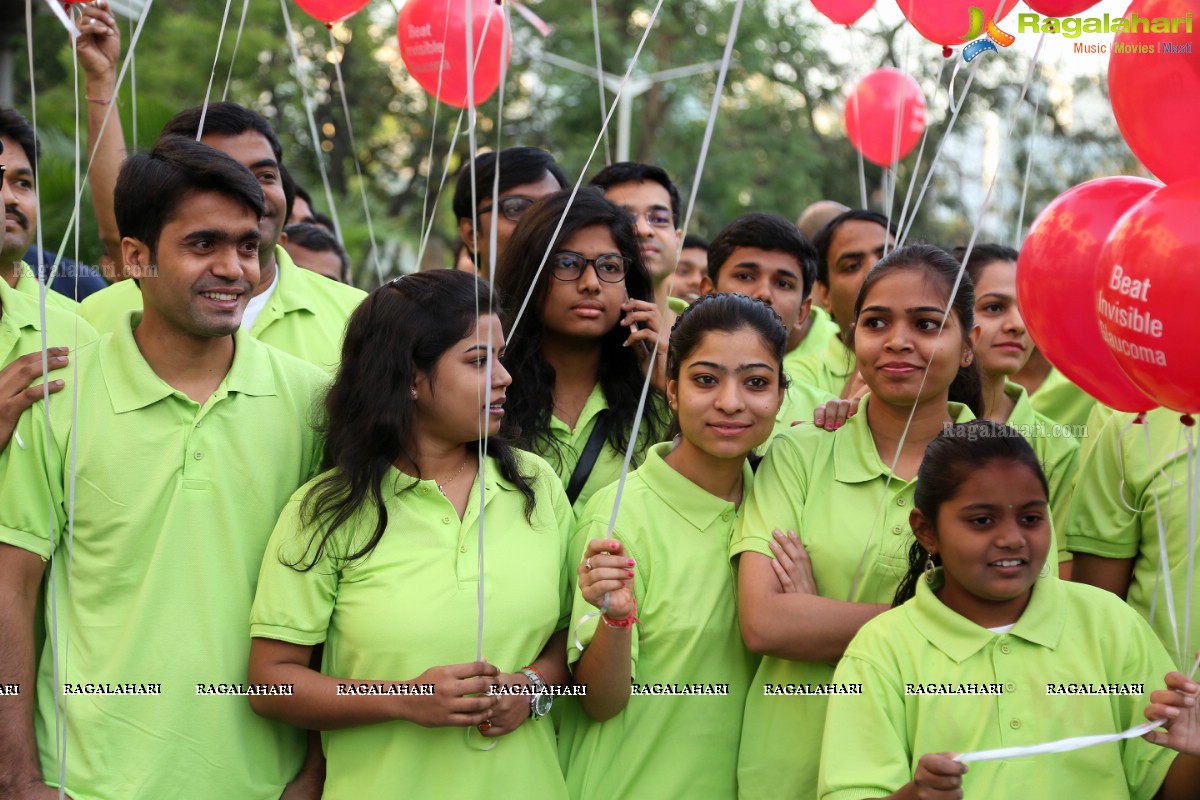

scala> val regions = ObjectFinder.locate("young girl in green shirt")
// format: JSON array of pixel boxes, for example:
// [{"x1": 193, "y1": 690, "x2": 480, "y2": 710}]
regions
[
  {"x1": 565, "y1": 293, "x2": 785, "y2": 799},
  {"x1": 821, "y1": 420, "x2": 1200, "y2": 800}
]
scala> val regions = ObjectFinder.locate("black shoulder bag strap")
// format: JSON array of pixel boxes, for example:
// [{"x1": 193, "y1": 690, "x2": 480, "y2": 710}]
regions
[{"x1": 565, "y1": 410, "x2": 611, "y2": 505}]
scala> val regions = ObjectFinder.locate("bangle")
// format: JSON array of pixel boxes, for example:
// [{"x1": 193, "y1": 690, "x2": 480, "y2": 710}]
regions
[
  {"x1": 86, "y1": 96, "x2": 112, "y2": 105},
  {"x1": 602, "y1": 600, "x2": 638, "y2": 630}
]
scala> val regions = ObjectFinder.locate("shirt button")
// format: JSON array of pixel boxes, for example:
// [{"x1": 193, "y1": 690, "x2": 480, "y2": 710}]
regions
[
  {"x1": 1005, "y1": 682, "x2": 1015, "y2": 692},
  {"x1": 194, "y1": 421, "x2": 202, "y2": 428},
  {"x1": 442, "y1": 515, "x2": 452, "y2": 525},
  {"x1": 1009, "y1": 718, "x2": 1021, "y2": 729},
  {"x1": 1000, "y1": 644, "x2": 1011, "y2": 654},
  {"x1": 193, "y1": 451, "x2": 204, "y2": 460},
  {"x1": 459, "y1": 545, "x2": 467, "y2": 553},
  {"x1": 418, "y1": 486, "x2": 428, "y2": 495},
  {"x1": 721, "y1": 511, "x2": 732, "y2": 522},
  {"x1": 892, "y1": 525, "x2": 902, "y2": 535},
  {"x1": 896, "y1": 498, "x2": 906, "y2": 506}
]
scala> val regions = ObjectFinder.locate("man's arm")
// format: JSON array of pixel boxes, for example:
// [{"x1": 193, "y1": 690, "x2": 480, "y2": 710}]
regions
[
  {"x1": 76, "y1": 2, "x2": 127, "y2": 278},
  {"x1": 0, "y1": 543, "x2": 60, "y2": 799}
]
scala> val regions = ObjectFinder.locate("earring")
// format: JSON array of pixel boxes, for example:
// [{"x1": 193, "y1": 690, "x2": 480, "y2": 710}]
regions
[
  {"x1": 924, "y1": 552, "x2": 936, "y2": 584},
  {"x1": 410, "y1": 388, "x2": 418, "y2": 399},
  {"x1": 963, "y1": 352, "x2": 974, "y2": 366}
]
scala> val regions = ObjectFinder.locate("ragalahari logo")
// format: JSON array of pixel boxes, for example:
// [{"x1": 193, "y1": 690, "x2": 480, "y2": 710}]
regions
[{"x1": 962, "y1": 7, "x2": 1016, "y2": 62}]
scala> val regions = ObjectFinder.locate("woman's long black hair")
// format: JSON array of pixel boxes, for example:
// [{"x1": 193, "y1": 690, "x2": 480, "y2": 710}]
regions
[
  {"x1": 893, "y1": 420, "x2": 1049, "y2": 606},
  {"x1": 849, "y1": 243, "x2": 985, "y2": 416},
  {"x1": 493, "y1": 187, "x2": 669, "y2": 467},
  {"x1": 289, "y1": 270, "x2": 536, "y2": 571}
]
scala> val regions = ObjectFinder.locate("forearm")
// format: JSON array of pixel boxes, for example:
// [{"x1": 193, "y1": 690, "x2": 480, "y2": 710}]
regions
[
  {"x1": 527, "y1": 629, "x2": 569, "y2": 686},
  {"x1": 0, "y1": 591, "x2": 46, "y2": 792},
  {"x1": 742, "y1": 591, "x2": 886, "y2": 662},
  {"x1": 573, "y1": 623, "x2": 633, "y2": 722},
  {"x1": 83, "y1": 69, "x2": 126, "y2": 272},
  {"x1": 1158, "y1": 753, "x2": 1200, "y2": 800},
  {"x1": 247, "y1": 656, "x2": 427, "y2": 731}
]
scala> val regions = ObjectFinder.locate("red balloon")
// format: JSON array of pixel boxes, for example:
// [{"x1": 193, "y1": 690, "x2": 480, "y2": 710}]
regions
[
  {"x1": 844, "y1": 68, "x2": 926, "y2": 167},
  {"x1": 812, "y1": 0, "x2": 876, "y2": 26},
  {"x1": 294, "y1": 0, "x2": 369, "y2": 24},
  {"x1": 1110, "y1": 0, "x2": 1200, "y2": 184},
  {"x1": 1017, "y1": 177, "x2": 1158, "y2": 413},
  {"x1": 896, "y1": 0, "x2": 1020, "y2": 46},
  {"x1": 1025, "y1": 0, "x2": 1100, "y2": 15},
  {"x1": 398, "y1": 0, "x2": 511, "y2": 109},
  {"x1": 1097, "y1": 180, "x2": 1200, "y2": 413}
]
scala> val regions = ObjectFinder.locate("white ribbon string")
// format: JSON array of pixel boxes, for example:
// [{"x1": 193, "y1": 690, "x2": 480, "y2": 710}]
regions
[
  {"x1": 222, "y1": 0, "x2": 251, "y2": 101},
  {"x1": 955, "y1": 652, "x2": 1200, "y2": 764},
  {"x1": 589, "y1": 0, "x2": 611, "y2": 166},
  {"x1": 196, "y1": 0, "x2": 235, "y2": 140},
  {"x1": 327, "y1": 27, "x2": 383, "y2": 285},
  {"x1": 1012, "y1": 88, "x2": 1041, "y2": 247}
]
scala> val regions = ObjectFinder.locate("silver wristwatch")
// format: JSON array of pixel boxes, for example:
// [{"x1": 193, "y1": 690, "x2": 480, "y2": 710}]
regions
[{"x1": 521, "y1": 668, "x2": 553, "y2": 720}]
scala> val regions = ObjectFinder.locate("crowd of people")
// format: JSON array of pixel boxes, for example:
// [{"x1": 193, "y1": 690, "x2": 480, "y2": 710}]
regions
[{"x1": 1, "y1": 4, "x2": 1199, "y2": 799}]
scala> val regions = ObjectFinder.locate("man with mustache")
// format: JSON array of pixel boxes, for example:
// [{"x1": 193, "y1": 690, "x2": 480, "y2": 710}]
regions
[
  {"x1": 589, "y1": 162, "x2": 684, "y2": 326},
  {"x1": 0, "y1": 135, "x2": 326, "y2": 799}
]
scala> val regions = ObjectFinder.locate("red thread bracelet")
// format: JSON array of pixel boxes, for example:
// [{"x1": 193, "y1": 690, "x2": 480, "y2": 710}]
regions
[{"x1": 602, "y1": 600, "x2": 638, "y2": 630}]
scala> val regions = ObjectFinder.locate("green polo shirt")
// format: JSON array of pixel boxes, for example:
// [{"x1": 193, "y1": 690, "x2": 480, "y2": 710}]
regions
[
  {"x1": 820, "y1": 571, "x2": 1176, "y2": 800},
  {"x1": 1, "y1": 275, "x2": 97, "y2": 367},
  {"x1": 561, "y1": 442, "x2": 759, "y2": 799},
  {"x1": 13, "y1": 262, "x2": 80, "y2": 312},
  {"x1": 77, "y1": 247, "x2": 365, "y2": 373},
  {"x1": 667, "y1": 295, "x2": 689, "y2": 315},
  {"x1": 1066, "y1": 408, "x2": 1198, "y2": 669},
  {"x1": 1030, "y1": 365, "x2": 1098, "y2": 430},
  {"x1": 730, "y1": 395, "x2": 974, "y2": 800},
  {"x1": 788, "y1": 327, "x2": 854, "y2": 398},
  {"x1": 0, "y1": 314, "x2": 327, "y2": 800},
  {"x1": 249, "y1": 453, "x2": 573, "y2": 799},
  {"x1": 783, "y1": 306, "x2": 840, "y2": 379},
  {"x1": 543, "y1": 383, "x2": 666, "y2": 512},
  {"x1": 1004, "y1": 381, "x2": 1079, "y2": 558}
]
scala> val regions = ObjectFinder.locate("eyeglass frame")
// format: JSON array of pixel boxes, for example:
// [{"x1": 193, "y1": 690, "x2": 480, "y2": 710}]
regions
[
  {"x1": 626, "y1": 208, "x2": 675, "y2": 229},
  {"x1": 477, "y1": 195, "x2": 538, "y2": 223},
  {"x1": 549, "y1": 251, "x2": 630, "y2": 284}
]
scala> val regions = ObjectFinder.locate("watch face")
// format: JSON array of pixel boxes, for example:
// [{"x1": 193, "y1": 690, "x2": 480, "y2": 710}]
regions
[{"x1": 533, "y1": 691, "x2": 554, "y2": 717}]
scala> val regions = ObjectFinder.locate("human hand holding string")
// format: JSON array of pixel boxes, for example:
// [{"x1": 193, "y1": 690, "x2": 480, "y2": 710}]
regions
[
  {"x1": 1143, "y1": 667, "x2": 1200, "y2": 756},
  {"x1": 896, "y1": 752, "x2": 967, "y2": 800},
  {"x1": 579, "y1": 538, "x2": 636, "y2": 620}
]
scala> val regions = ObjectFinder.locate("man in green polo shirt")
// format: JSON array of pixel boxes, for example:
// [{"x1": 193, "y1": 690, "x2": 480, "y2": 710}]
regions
[
  {"x1": 0, "y1": 136, "x2": 326, "y2": 799},
  {"x1": 79, "y1": 101, "x2": 365, "y2": 374},
  {"x1": 792, "y1": 209, "x2": 897, "y2": 398}
]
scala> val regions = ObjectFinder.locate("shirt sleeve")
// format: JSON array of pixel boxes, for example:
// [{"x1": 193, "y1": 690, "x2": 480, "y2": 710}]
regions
[
  {"x1": 1065, "y1": 416, "x2": 1140, "y2": 559},
  {"x1": 730, "y1": 431, "x2": 808, "y2": 562},
  {"x1": 248, "y1": 496, "x2": 338, "y2": 646},
  {"x1": 1116, "y1": 603, "x2": 1179, "y2": 800},
  {"x1": 819, "y1": 650, "x2": 913, "y2": 800},
  {"x1": 1045, "y1": 433, "x2": 1080, "y2": 564},
  {"x1": 0, "y1": 399, "x2": 65, "y2": 559}
]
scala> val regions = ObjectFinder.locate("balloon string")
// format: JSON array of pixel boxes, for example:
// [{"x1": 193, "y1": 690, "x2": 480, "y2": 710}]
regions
[
  {"x1": 954, "y1": 652, "x2": 1200, "y2": 764},
  {"x1": 412, "y1": 0, "x2": 456, "y2": 274},
  {"x1": 128, "y1": 13, "x2": 137, "y2": 147},
  {"x1": 279, "y1": 0, "x2": 344, "y2": 243},
  {"x1": 842, "y1": 23, "x2": 867, "y2": 208},
  {"x1": 1012, "y1": 88, "x2": 1041, "y2": 247},
  {"x1": 589, "y1": 0, "x2": 612, "y2": 166},
  {"x1": 222, "y1": 0, "x2": 252, "y2": 101},
  {"x1": 196, "y1": 0, "x2": 234, "y2": 140},
  {"x1": 1184, "y1": 424, "x2": 1197, "y2": 670},
  {"x1": 891, "y1": 57, "x2": 949, "y2": 248},
  {"x1": 326, "y1": 27, "x2": 383, "y2": 285},
  {"x1": 505, "y1": 0, "x2": 665, "y2": 340},
  {"x1": 1135, "y1": 416, "x2": 1186, "y2": 665}
]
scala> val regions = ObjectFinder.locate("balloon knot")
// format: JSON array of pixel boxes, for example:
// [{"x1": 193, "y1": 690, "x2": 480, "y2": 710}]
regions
[
  {"x1": 942, "y1": 45, "x2": 953, "y2": 58},
  {"x1": 1182, "y1": 414, "x2": 1196, "y2": 427},
  {"x1": 325, "y1": 22, "x2": 333, "y2": 30},
  {"x1": 1133, "y1": 412, "x2": 1147, "y2": 425}
]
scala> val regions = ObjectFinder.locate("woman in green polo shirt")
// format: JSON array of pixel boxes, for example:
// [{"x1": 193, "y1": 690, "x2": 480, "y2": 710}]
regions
[
  {"x1": 493, "y1": 188, "x2": 670, "y2": 512},
  {"x1": 562, "y1": 293, "x2": 783, "y2": 799},
  {"x1": 820, "y1": 421, "x2": 1200, "y2": 799},
  {"x1": 958, "y1": 243, "x2": 1079, "y2": 576},
  {"x1": 731, "y1": 244, "x2": 982, "y2": 800},
  {"x1": 246, "y1": 271, "x2": 572, "y2": 799}
]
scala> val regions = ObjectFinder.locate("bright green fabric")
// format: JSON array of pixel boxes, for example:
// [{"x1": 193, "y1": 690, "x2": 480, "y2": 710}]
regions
[
  {"x1": 0, "y1": 316, "x2": 327, "y2": 800},
  {"x1": 562, "y1": 442, "x2": 759, "y2": 799},
  {"x1": 249, "y1": 453, "x2": 573, "y2": 800},
  {"x1": 13, "y1": 262, "x2": 80, "y2": 312},
  {"x1": 1066, "y1": 407, "x2": 1200, "y2": 669},
  {"x1": 1004, "y1": 381, "x2": 1079, "y2": 559},
  {"x1": 77, "y1": 247, "x2": 364, "y2": 373},
  {"x1": 783, "y1": 306, "x2": 840, "y2": 378},
  {"x1": 787, "y1": 327, "x2": 854, "y2": 398},
  {"x1": 770, "y1": 379, "x2": 836, "y2": 442},
  {"x1": 1029, "y1": 366, "x2": 1098, "y2": 430},
  {"x1": 730, "y1": 395, "x2": 974, "y2": 800},
  {"x1": 1, "y1": 275, "x2": 97, "y2": 366},
  {"x1": 820, "y1": 572, "x2": 1176, "y2": 800}
]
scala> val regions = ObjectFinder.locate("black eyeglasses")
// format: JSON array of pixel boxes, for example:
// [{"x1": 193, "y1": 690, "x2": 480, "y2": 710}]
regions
[
  {"x1": 0, "y1": 164, "x2": 5, "y2": 188},
  {"x1": 629, "y1": 209, "x2": 674, "y2": 228},
  {"x1": 478, "y1": 195, "x2": 537, "y2": 223},
  {"x1": 550, "y1": 251, "x2": 629, "y2": 283}
]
